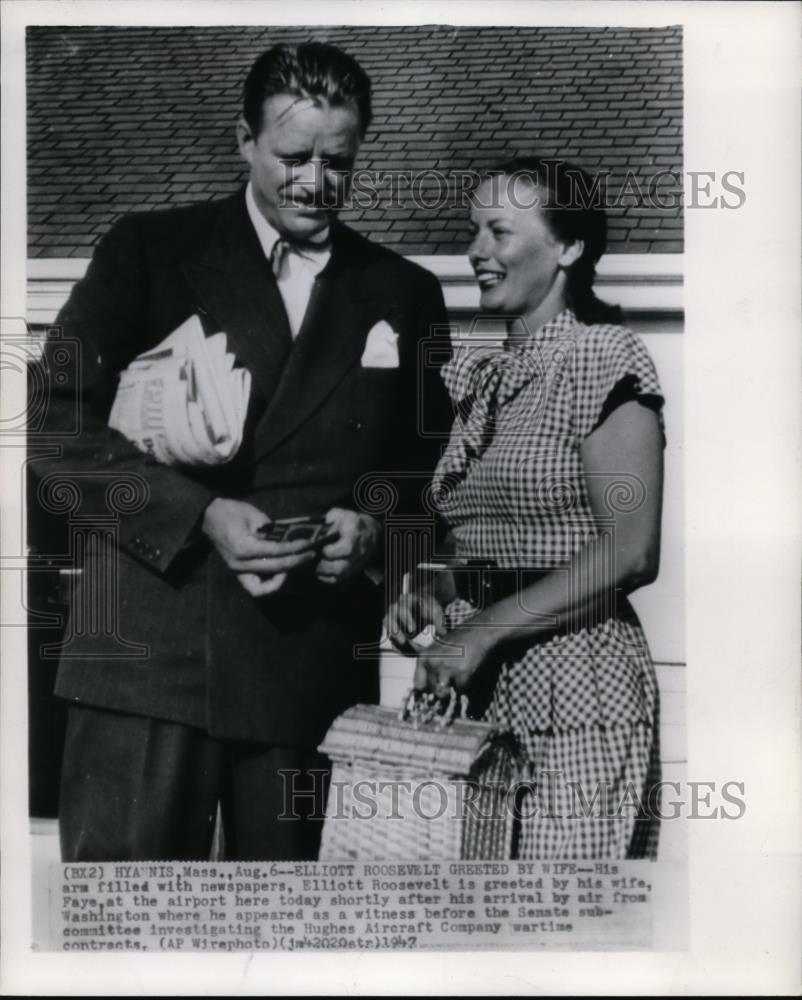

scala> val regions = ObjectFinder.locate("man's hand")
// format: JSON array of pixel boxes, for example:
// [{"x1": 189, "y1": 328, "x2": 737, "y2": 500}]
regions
[
  {"x1": 315, "y1": 508, "x2": 381, "y2": 585},
  {"x1": 201, "y1": 498, "x2": 317, "y2": 597}
]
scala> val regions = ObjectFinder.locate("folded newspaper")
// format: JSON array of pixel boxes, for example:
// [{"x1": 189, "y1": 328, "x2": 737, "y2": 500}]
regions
[{"x1": 108, "y1": 314, "x2": 251, "y2": 466}]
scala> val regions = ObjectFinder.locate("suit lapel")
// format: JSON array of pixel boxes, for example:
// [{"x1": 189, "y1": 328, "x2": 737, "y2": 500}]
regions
[
  {"x1": 181, "y1": 190, "x2": 292, "y2": 407},
  {"x1": 252, "y1": 225, "x2": 381, "y2": 457}
]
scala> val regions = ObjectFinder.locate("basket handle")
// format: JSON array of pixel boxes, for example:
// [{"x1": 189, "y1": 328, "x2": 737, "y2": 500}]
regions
[{"x1": 398, "y1": 686, "x2": 468, "y2": 729}]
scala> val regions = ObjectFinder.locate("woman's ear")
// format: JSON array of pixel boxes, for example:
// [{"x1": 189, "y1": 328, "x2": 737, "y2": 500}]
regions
[
  {"x1": 236, "y1": 118, "x2": 255, "y2": 166},
  {"x1": 558, "y1": 239, "x2": 584, "y2": 268}
]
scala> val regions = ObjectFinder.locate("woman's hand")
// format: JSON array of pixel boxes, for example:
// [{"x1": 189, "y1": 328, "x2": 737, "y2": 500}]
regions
[
  {"x1": 384, "y1": 591, "x2": 445, "y2": 655},
  {"x1": 413, "y1": 626, "x2": 490, "y2": 695}
]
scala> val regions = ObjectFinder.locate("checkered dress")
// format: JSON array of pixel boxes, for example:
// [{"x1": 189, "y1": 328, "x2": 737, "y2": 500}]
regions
[{"x1": 432, "y1": 309, "x2": 665, "y2": 859}]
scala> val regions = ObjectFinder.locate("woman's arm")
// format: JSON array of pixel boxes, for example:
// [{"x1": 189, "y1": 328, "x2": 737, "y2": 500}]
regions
[
  {"x1": 415, "y1": 399, "x2": 664, "y2": 692},
  {"x1": 581, "y1": 397, "x2": 664, "y2": 590}
]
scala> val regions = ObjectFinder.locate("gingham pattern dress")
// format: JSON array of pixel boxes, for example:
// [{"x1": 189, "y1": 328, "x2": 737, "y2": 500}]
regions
[{"x1": 432, "y1": 308, "x2": 665, "y2": 860}]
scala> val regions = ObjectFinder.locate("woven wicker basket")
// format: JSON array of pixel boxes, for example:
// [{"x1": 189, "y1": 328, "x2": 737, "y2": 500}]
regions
[{"x1": 317, "y1": 698, "x2": 521, "y2": 861}]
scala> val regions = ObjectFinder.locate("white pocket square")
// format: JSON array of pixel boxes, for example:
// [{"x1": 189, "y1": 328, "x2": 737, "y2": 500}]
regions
[{"x1": 360, "y1": 320, "x2": 399, "y2": 368}]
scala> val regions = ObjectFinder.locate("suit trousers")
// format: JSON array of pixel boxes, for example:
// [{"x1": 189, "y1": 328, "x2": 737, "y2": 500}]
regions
[{"x1": 59, "y1": 704, "x2": 331, "y2": 861}]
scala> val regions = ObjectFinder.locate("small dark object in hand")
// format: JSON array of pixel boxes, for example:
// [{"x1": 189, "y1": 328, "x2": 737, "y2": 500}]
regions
[{"x1": 257, "y1": 516, "x2": 338, "y2": 547}]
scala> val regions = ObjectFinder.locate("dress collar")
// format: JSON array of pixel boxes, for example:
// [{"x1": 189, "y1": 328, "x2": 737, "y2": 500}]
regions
[{"x1": 507, "y1": 307, "x2": 579, "y2": 349}]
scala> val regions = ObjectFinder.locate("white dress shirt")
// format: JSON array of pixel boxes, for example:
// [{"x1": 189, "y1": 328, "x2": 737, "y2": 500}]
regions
[{"x1": 245, "y1": 182, "x2": 331, "y2": 338}]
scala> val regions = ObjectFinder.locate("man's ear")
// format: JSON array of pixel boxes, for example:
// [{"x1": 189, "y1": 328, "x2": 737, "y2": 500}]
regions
[
  {"x1": 558, "y1": 239, "x2": 584, "y2": 269},
  {"x1": 236, "y1": 118, "x2": 255, "y2": 165}
]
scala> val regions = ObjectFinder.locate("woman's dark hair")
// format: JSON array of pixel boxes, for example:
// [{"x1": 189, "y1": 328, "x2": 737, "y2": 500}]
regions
[
  {"x1": 488, "y1": 156, "x2": 623, "y2": 325},
  {"x1": 243, "y1": 42, "x2": 372, "y2": 137}
]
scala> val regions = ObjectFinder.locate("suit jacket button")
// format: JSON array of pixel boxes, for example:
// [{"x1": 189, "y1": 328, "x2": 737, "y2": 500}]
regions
[{"x1": 348, "y1": 417, "x2": 363, "y2": 432}]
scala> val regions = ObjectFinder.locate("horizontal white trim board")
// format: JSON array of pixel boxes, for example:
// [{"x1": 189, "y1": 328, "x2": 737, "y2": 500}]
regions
[
  {"x1": 26, "y1": 252, "x2": 685, "y2": 283},
  {"x1": 418, "y1": 253, "x2": 683, "y2": 314},
  {"x1": 28, "y1": 259, "x2": 90, "y2": 281},
  {"x1": 418, "y1": 252, "x2": 684, "y2": 282},
  {"x1": 26, "y1": 253, "x2": 684, "y2": 325}
]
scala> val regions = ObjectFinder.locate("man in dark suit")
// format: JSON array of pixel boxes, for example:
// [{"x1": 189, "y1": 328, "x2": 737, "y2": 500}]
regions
[{"x1": 35, "y1": 42, "x2": 449, "y2": 861}]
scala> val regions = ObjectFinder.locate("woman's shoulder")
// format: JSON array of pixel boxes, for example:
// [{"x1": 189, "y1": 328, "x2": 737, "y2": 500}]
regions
[
  {"x1": 563, "y1": 315, "x2": 664, "y2": 437},
  {"x1": 569, "y1": 318, "x2": 656, "y2": 373},
  {"x1": 572, "y1": 318, "x2": 643, "y2": 352}
]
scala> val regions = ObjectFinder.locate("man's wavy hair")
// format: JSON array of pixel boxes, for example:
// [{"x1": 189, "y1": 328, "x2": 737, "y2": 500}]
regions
[
  {"x1": 488, "y1": 157, "x2": 623, "y2": 326},
  {"x1": 242, "y1": 41, "x2": 373, "y2": 137}
]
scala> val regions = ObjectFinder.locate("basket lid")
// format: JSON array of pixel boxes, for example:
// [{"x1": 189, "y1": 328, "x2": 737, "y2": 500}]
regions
[{"x1": 318, "y1": 703, "x2": 510, "y2": 777}]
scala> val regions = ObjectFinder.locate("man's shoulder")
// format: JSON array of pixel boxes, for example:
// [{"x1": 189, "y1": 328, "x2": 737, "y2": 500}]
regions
[
  {"x1": 103, "y1": 192, "x2": 240, "y2": 249},
  {"x1": 335, "y1": 223, "x2": 440, "y2": 290}
]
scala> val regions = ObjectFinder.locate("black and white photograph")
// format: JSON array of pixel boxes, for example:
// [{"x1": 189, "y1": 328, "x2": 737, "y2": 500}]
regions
[{"x1": 1, "y1": 1, "x2": 799, "y2": 994}]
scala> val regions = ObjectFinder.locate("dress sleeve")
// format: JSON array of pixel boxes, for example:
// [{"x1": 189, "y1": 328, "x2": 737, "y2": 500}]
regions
[{"x1": 571, "y1": 325, "x2": 666, "y2": 442}]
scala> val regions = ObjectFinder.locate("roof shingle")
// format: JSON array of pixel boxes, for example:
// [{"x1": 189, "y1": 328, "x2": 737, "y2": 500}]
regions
[{"x1": 27, "y1": 24, "x2": 683, "y2": 258}]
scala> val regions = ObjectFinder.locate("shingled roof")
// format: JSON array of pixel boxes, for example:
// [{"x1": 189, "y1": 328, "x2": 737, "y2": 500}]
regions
[{"x1": 27, "y1": 24, "x2": 682, "y2": 259}]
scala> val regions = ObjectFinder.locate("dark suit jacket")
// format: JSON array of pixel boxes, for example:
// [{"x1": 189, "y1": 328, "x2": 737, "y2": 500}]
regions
[{"x1": 34, "y1": 189, "x2": 450, "y2": 748}]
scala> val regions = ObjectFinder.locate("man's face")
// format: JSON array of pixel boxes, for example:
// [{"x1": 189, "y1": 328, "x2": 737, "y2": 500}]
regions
[{"x1": 237, "y1": 93, "x2": 362, "y2": 244}]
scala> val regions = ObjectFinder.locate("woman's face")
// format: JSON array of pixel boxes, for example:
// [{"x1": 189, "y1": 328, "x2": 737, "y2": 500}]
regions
[{"x1": 468, "y1": 175, "x2": 575, "y2": 317}]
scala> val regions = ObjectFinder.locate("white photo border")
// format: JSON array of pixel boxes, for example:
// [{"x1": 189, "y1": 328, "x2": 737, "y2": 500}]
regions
[{"x1": 2, "y1": 0, "x2": 800, "y2": 994}]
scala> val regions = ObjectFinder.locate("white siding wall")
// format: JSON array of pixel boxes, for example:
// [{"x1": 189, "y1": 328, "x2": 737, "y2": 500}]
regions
[{"x1": 26, "y1": 254, "x2": 685, "y2": 858}]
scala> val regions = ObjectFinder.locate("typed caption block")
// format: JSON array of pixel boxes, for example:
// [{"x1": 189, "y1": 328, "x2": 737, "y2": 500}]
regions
[{"x1": 47, "y1": 860, "x2": 655, "y2": 951}]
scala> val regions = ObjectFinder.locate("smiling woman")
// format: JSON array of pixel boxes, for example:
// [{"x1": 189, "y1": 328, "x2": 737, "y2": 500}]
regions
[
  {"x1": 387, "y1": 157, "x2": 666, "y2": 860},
  {"x1": 468, "y1": 158, "x2": 622, "y2": 333}
]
